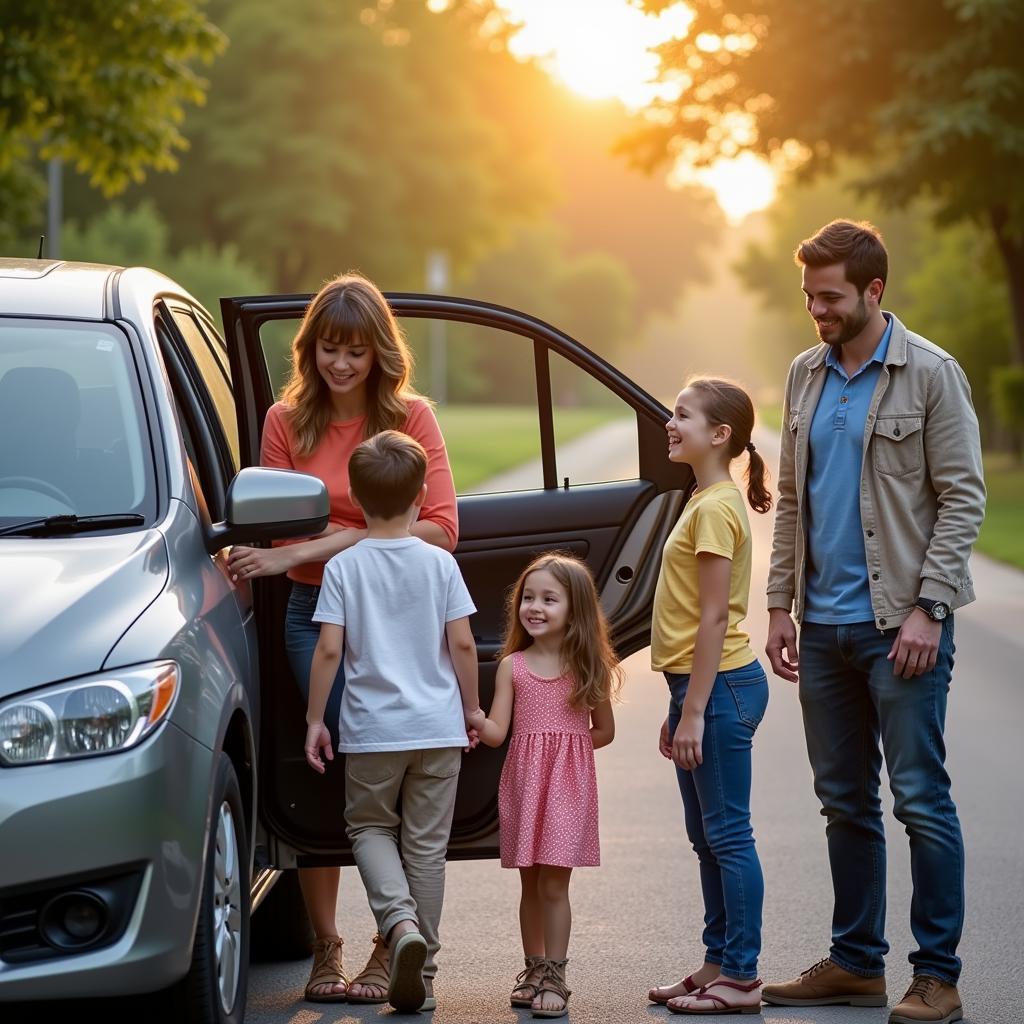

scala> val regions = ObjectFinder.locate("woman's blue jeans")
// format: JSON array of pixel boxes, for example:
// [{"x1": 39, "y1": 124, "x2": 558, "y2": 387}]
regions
[
  {"x1": 798, "y1": 617, "x2": 963, "y2": 984},
  {"x1": 666, "y1": 660, "x2": 769, "y2": 981},
  {"x1": 285, "y1": 582, "x2": 345, "y2": 748}
]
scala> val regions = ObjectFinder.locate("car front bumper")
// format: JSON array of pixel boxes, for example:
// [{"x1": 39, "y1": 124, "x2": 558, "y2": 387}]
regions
[{"x1": 0, "y1": 721, "x2": 213, "y2": 1000}]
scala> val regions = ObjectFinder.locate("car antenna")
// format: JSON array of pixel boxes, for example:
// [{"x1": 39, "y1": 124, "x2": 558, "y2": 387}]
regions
[{"x1": 37, "y1": 235, "x2": 45, "y2": 259}]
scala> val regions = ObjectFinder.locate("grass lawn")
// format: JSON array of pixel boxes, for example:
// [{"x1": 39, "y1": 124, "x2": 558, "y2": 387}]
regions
[
  {"x1": 978, "y1": 453, "x2": 1024, "y2": 570},
  {"x1": 435, "y1": 404, "x2": 622, "y2": 491}
]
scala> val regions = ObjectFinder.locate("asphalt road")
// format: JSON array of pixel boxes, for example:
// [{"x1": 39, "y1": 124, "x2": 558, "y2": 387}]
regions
[{"x1": 245, "y1": 422, "x2": 1023, "y2": 1024}]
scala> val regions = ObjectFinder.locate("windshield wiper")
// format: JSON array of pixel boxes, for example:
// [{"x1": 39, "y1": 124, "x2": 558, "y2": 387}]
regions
[{"x1": 0, "y1": 513, "x2": 146, "y2": 538}]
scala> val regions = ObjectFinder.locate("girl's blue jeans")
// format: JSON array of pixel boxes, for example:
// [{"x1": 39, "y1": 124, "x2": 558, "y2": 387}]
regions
[
  {"x1": 285, "y1": 582, "x2": 345, "y2": 748},
  {"x1": 666, "y1": 660, "x2": 769, "y2": 981}
]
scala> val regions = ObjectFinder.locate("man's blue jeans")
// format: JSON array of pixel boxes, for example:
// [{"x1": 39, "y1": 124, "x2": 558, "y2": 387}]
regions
[
  {"x1": 798, "y1": 618, "x2": 963, "y2": 984},
  {"x1": 666, "y1": 660, "x2": 769, "y2": 980}
]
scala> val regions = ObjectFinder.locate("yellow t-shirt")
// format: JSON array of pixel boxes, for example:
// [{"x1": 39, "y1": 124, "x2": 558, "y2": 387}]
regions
[{"x1": 650, "y1": 481, "x2": 755, "y2": 674}]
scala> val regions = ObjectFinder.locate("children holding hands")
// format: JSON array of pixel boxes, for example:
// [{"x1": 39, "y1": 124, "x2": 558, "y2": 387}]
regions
[
  {"x1": 300, "y1": 381, "x2": 769, "y2": 1018},
  {"x1": 474, "y1": 552, "x2": 622, "y2": 1018},
  {"x1": 303, "y1": 429, "x2": 483, "y2": 1014}
]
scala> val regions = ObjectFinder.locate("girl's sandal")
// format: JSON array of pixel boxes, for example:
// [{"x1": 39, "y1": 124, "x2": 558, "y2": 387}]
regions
[
  {"x1": 667, "y1": 977, "x2": 763, "y2": 1015},
  {"x1": 511, "y1": 954, "x2": 547, "y2": 1008},
  {"x1": 649, "y1": 974, "x2": 700, "y2": 1005},
  {"x1": 532, "y1": 958, "x2": 571, "y2": 1019},
  {"x1": 345, "y1": 934, "x2": 390, "y2": 1005},
  {"x1": 303, "y1": 936, "x2": 349, "y2": 1003}
]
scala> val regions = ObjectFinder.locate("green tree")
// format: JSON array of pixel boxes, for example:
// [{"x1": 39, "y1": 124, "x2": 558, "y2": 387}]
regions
[
  {"x1": 449, "y1": 224, "x2": 637, "y2": 404},
  {"x1": 990, "y1": 366, "x2": 1024, "y2": 458},
  {"x1": 0, "y1": 0, "x2": 224, "y2": 244},
  {"x1": 632, "y1": 0, "x2": 1024, "y2": 363},
  {"x1": 734, "y1": 168, "x2": 1014, "y2": 433},
  {"x1": 94, "y1": 0, "x2": 549, "y2": 292},
  {"x1": 62, "y1": 202, "x2": 270, "y2": 317},
  {"x1": 903, "y1": 220, "x2": 1014, "y2": 438},
  {"x1": 522, "y1": 90, "x2": 724, "y2": 316}
]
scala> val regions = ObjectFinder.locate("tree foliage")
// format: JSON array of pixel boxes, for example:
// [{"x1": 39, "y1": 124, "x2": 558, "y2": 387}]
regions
[
  {"x1": 62, "y1": 202, "x2": 269, "y2": 317},
  {"x1": 0, "y1": 0, "x2": 225, "y2": 243},
  {"x1": 734, "y1": 164, "x2": 1014, "y2": 434},
  {"x1": 632, "y1": 0, "x2": 1024, "y2": 361},
  {"x1": 97, "y1": 0, "x2": 552, "y2": 292},
  {"x1": 428, "y1": 224, "x2": 637, "y2": 404}
]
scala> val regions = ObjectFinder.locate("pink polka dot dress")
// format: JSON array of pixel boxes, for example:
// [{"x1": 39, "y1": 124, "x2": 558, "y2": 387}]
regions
[{"x1": 498, "y1": 651, "x2": 601, "y2": 868}]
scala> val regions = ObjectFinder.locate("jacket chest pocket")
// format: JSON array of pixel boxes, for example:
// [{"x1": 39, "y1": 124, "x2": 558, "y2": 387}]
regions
[{"x1": 872, "y1": 415, "x2": 923, "y2": 477}]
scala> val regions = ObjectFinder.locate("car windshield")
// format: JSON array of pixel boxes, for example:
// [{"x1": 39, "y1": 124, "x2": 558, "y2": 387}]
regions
[{"x1": 0, "y1": 319, "x2": 154, "y2": 528}]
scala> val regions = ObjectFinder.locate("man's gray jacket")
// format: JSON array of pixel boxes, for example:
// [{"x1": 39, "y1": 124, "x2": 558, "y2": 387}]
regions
[{"x1": 767, "y1": 313, "x2": 986, "y2": 629}]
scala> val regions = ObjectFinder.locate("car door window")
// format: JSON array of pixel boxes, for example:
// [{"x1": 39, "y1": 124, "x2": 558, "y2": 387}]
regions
[
  {"x1": 550, "y1": 349, "x2": 640, "y2": 486},
  {"x1": 258, "y1": 315, "x2": 549, "y2": 494},
  {"x1": 156, "y1": 312, "x2": 230, "y2": 522},
  {"x1": 168, "y1": 306, "x2": 240, "y2": 471}
]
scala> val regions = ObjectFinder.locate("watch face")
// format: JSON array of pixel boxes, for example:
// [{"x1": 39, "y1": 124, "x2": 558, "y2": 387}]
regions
[{"x1": 932, "y1": 602, "x2": 949, "y2": 620}]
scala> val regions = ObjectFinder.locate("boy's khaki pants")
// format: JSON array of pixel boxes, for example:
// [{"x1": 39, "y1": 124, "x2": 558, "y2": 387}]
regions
[{"x1": 344, "y1": 747, "x2": 462, "y2": 984}]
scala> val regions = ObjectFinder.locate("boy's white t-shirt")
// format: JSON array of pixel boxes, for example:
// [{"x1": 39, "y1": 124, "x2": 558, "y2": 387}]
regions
[{"x1": 312, "y1": 536, "x2": 476, "y2": 753}]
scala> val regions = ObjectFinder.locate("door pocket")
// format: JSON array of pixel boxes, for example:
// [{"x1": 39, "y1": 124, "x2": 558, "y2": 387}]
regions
[{"x1": 872, "y1": 415, "x2": 923, "y2": 477}]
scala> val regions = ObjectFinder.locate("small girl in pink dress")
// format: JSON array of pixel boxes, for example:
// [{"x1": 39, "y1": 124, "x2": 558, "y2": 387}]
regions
[{"x1": 476, "y1": 552, "x2": 623, "y2": 1019}]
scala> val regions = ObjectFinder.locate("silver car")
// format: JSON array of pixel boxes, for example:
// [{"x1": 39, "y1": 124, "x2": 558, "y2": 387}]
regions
[{"x1": 0, "y1": 259, "x2": 328, "y2": 1022}]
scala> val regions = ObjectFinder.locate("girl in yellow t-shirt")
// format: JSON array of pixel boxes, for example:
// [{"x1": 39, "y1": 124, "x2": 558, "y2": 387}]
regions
[{"x1": 646, "y1": 377, "x2": 772, "y2": 1016}]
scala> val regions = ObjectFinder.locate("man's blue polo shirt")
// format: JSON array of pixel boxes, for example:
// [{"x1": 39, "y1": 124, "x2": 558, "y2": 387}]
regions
[{"x1": 804, "y1": 315, "x2": 892, "y2": 624}]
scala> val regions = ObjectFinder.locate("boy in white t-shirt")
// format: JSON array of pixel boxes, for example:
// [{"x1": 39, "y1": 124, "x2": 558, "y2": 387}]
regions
[{"x1": 304, "y1": 430, "x2": 484, "y2": 1014}]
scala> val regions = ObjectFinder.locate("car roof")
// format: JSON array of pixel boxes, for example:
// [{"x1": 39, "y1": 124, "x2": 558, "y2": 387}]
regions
[
  {"x1": 0, "y1": 257, "x2": 124, "y2": 320},
  {"x1": 0, "y1": 258, "x2": 197, "y2": 323}
]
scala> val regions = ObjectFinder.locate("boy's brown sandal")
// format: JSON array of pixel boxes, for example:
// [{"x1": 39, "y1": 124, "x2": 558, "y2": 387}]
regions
[
  {"x1": 511, "y1": 954, "x2": 547, "y2": 1008},
  {"x1": 345, "y1": 933, "x2": 390, "y2": 1005},
  {"x1": 304, "y1": 936, "x2": 348, "y2": 1003},
  {"x1": 532, "y1": 958, "x2": 571, "y2": 1019},
  {"x1": 889, "y1": 975, "x2": 963, "y2": 1024}
]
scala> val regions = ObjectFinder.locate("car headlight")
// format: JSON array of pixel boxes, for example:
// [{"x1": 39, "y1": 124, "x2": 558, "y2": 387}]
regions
[{"x1": 0, "y1": 662, "x2": 179, "y2": 767}]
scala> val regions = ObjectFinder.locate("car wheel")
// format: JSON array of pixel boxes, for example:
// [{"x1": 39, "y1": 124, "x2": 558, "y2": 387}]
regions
[
  {"x1": 171, "y1": 753, "x2": 250, "y2": 1024},
  {"x1": 250, "y1": 869, "x2": 314, "y2": 961}
]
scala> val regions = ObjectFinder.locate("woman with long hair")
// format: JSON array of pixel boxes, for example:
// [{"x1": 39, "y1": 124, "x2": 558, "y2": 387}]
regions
[{"x1": 227, "y1": 273, "x2": 457, "y2": 1004}]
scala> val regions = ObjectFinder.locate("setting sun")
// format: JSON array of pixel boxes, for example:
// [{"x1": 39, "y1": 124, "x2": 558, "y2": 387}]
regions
[
  {"x1": 672, "y1": 151, "x2": 778, "y2": 224},
  {"x1": 496, "y1": 0, "x2": 692, "y2": 108},
  {"x1": 493, "y1": 0, "x2": 777, "y2": 221}
]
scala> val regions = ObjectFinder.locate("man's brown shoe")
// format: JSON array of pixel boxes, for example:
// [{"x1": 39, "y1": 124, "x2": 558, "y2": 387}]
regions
[
  {"x1": 889, "y1": 975, "x2": 963, "y2": 1023},
  {"x1": 762, "y1": 958, "x2": 887, "y2": 1007}
]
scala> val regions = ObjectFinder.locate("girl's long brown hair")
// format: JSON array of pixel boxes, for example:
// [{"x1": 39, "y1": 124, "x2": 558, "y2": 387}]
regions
[
  {"x1": 686, "y1": 377, "x2": 773, "y2": 515},
  {"x1": 280, "y1": 273, "x2": 422, "y2": 455},
  {"x1": 499, "y1": 552, "x2": 624, "y2": 710}
]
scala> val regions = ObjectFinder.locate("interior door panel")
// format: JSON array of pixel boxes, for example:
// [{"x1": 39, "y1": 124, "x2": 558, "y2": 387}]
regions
[{"x1": 220, "y1": 293, "x2": 693, "y2": 864}]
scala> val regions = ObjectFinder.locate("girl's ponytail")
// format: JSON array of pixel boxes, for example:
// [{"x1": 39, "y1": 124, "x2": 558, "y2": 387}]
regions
[
  {"x1": 686, "y1": 377, "x2": 773, "y2": 516},
  {"x1": 744, "y1": 443, "x2": 773, "y2": 514}
]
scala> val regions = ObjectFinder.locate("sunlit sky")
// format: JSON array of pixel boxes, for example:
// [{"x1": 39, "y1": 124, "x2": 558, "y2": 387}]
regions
[{"x1": 491, "y1": 0, "x2": 778, "y2": 222}]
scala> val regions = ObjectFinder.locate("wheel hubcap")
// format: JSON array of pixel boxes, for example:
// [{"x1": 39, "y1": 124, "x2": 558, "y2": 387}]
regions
[{"x1": 213, "y1": 800, "x2": 242, "y2": 1013}]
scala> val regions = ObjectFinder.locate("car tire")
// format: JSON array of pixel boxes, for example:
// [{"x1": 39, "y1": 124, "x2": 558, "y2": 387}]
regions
[
  {"x1": 168, "y1": 753, "x2": 250, "y2": 1024},
  {"x1": 250, "y1": 869, "x2": 314, "y2": 961}
]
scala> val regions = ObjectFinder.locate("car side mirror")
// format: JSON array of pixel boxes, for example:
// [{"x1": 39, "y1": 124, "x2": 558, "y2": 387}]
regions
[{"x1": 206, "y1": 467, "x2": 329, "y2": 554}]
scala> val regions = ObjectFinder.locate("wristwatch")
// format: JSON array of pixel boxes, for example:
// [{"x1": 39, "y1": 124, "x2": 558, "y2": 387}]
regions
[{"x1": 915, "y1": 597, "x2": 950, "y2": 621}]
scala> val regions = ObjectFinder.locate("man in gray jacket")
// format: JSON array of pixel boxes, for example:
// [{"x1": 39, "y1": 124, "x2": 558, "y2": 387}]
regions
[{"x1": 762, "y1": 220, "x2": 984, "y2": 1024}]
